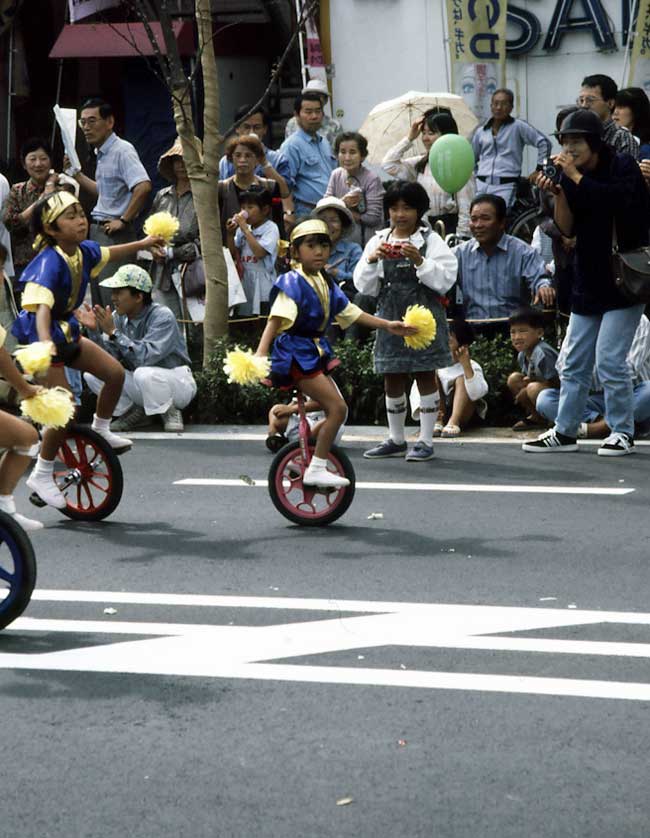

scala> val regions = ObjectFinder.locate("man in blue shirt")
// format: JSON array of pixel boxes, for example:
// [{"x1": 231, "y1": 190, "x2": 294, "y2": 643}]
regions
[
  {"x1": 472, "y1": 89, "x2": 551, "y2": 208},
  {"x1": 218, "y1": 103, "x2": 289, "y2": 181},
  {"x1": 280, "y1": 92, "x2": 336, "y2": 218},
  {"x1": 69, "y1": 97, "x2": 151, "y2": 306},
  {"x1": 454, "y1": 194, "x2": 555, "y2": 321}
]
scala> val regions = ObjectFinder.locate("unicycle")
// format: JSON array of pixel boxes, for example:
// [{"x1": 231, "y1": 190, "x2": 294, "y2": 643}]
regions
[
  {"x1": 0, "y1": 510, "x2": 36, "y2": 629},
  {"x1": 267, "y1": 391, "x2": 355, "y2": 526},
  {"x1": 29, "y1": 423, "x2": 124, "y2": 521}
]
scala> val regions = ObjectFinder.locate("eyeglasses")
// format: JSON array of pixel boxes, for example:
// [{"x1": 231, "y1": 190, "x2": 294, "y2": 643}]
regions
[
  {"x1": 78, "y1": 117, "x2": 103, "y2": 128},
  {"x1": 575, "y1": 96, "x2": 603, "y2": 107}
]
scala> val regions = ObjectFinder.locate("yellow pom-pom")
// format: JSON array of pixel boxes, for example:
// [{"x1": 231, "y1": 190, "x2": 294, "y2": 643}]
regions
[
  {"x1": 143, "y1": 211, "x2": 180, "y2": 243},
  {"x1": 20, "y1": 387, "x2": 75, "y2": 429},
  {"x1": 402, "y1": 304, "x2": 437, "y2": 350},
  {"x1": 15, "y1": 341, "x2": 53, "y2": 376},
  {"x1": 223, "y1": 348, "x2": 270, "y2": 386}
]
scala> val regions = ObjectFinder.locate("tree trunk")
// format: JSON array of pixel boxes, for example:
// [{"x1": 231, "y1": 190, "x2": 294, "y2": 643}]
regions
[{"x1": 195, "y1": 0, "x2": 228, "y2": 360}]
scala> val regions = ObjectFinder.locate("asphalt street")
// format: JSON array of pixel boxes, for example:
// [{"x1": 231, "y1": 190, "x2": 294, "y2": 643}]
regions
[{"x1": 1, "y1": 431, "x2": 649, "y2": 838}]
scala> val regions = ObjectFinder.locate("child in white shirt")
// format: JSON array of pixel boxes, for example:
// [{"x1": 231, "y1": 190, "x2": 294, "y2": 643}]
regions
[{"x1": 227, "y1": 187, "x2": 279, "y2": 316}]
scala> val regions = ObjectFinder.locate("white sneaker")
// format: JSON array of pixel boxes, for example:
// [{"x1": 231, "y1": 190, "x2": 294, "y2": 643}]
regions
[
  {"x1": 303, "y1": 463, "x2": 350, "y2": 489},
  {"x1": 162, "y1": 407, "x2": 184, "y2": 432},
  {"x1": 26, "y1": 473, "x2": 67, "y2": 509},
  {"x1": 577, "y1": 422, "x2": 589, "y2": 439},
  {"x1": 92, "y1": 425, "x2": 132, "y2": 454},
  {"x1": 12, "y1": 512, "x2": 44, "y2": 532},
  {"x1": 597, "y1": 432, "x2": 635, "y2": 456}
]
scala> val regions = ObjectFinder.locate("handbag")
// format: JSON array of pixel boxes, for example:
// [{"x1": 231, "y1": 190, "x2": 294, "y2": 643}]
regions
[
  {"x1": 613, "y1": 247, "x2": 650, "y2": 303},
  {"x1": 181, "y1": 243, "x2": 205, "y2": 298}
]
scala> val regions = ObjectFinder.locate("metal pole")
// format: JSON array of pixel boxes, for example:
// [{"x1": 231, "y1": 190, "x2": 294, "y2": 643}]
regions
[
  {"x1": 5, "y1": 23, "x2": 13, "y2": 163},
  {"x1": 294, "y1": 0, "x2": 307, "y2": 87}
]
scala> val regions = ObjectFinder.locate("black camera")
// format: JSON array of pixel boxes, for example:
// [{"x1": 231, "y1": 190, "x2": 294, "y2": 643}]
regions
[{"x1": 541, "y1": 159, "x2": 562, "y2": 184}]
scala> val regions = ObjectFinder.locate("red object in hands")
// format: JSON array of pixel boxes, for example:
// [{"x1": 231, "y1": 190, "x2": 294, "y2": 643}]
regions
[{"x1": 383, "y1": 243, "x2": 403, "y2": 260}]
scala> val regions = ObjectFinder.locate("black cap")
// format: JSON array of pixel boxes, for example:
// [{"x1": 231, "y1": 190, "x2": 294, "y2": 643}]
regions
[{"x1": 554, "y1": 109, "x2": 604, "y2": 139}]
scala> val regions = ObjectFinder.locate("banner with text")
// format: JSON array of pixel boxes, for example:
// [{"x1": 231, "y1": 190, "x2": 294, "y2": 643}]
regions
[
  {"x1": 627, "y1": 0, "x2": 650, "y2": 96},
  {"x1": 446, "y1": 0, "x2": 507, "y2": 123},
  {"x1": 69, "y1": 0, "x2": 120, "y2": 23}
]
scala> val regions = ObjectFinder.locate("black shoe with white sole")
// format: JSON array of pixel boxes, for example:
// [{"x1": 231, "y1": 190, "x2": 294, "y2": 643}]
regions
[
  {"x1": 597, "y1": 432, "x2": 635, "y2": 456},
  {"x1": 522, "y1": 429, "x2": 578, "y2": 453}
]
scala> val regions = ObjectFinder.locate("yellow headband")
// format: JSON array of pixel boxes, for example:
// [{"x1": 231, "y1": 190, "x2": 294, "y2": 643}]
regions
[
  {"x1": 289, "y1": 219, "x2": 330, "y2": 243},
  {"x1": 34, "y1": 191, "x2": 82, "y2": 251}
]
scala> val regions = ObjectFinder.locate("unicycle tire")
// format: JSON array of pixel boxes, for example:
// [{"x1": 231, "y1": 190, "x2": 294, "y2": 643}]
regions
[
  {"x1": 268, "y1": 441, "x2": 355, "y2": 526},
  {"x1": 0, "y1": 510, "x2": 37, "y2": 629},
  {"x1": 55, "y1": 424, "x2": 124, "y2": 521}
]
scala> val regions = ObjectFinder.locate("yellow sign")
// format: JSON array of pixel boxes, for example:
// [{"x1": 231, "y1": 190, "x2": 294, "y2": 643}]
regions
[
  {"x1": 446, "y1": 0, "x2": 507, "y2": 122},
  {"x1": 628, "y1": 0, "x2": 650, "y2": 96}
]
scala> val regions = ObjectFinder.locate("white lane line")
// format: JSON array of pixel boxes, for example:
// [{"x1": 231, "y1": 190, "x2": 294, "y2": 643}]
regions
[
  {"x1": 128, "y1": 431, "x2": 650, "y2": 446},
  {"x1": 173, "y1": 477, "x2": 633, "y2": 496}
]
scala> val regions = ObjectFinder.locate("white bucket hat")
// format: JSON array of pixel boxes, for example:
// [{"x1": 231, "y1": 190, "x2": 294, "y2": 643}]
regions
[
  {"x1": 302, "y1": 78, "x2": 329, "y2": 98},
  {"x1": 313, "y1": 196, "x2": 355, "y2": 233}
]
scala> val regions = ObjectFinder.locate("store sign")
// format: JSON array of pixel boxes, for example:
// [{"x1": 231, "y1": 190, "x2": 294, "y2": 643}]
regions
[
  {"x1": 506, "y1": 0, "x2": 622, "y2": 55},
  {"x1": 627, "y1": 0, "x2": 650, "y2": 93}
]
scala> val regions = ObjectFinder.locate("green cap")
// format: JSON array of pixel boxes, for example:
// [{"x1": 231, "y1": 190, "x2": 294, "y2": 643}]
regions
[{"x1": 99, "y1": 264, "x2": 153, "y2": 293}]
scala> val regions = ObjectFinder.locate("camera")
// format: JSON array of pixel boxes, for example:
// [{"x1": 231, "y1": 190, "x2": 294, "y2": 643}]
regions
[
  {"x1": 383, "y1": 243, "x2": 404, "y2": 260},
  {"x1": 541, "y1": 159, "x2": 562, "y2": 184}
]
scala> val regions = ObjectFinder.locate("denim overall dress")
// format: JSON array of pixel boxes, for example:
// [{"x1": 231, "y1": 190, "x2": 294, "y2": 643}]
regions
[{"x1": 374, "y1": 232, "x2": 451, "y2": 374}]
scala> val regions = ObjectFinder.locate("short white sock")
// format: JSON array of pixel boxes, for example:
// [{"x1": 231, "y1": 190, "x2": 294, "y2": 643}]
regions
[
  {"x1": 0, "y1": 494, "x2": 15, "y2": 514},
  {"x1": 34, "y1": 456, "x2": 55, "y2": 478},
  {"x1": 92, "y1": 414, "x2": 110, "y2": 432},
  {"x1": 309, "y1": 456, "x2": 327, "y2": 470},
  {"x1": 385, "y1": 395, "x2": 406, "y2": 444},
  {"x1": 418, "y1": 393, "x2": 438, "y2": 442}
]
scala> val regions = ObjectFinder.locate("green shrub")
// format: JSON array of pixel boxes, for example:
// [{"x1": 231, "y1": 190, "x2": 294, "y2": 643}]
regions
[{"x1": 191, "y1": 326, "x2": 562, "y2": 426}]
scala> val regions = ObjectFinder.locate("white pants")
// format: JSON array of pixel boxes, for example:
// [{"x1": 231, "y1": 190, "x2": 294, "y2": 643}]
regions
[{"x1": 84, "y1": 366, "x2": 197, "y2": 417}]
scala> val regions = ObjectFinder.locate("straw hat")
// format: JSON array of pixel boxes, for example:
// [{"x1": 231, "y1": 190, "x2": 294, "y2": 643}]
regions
[{"x1": 157, "y1": 137, "x2": 203, "y2": 183}]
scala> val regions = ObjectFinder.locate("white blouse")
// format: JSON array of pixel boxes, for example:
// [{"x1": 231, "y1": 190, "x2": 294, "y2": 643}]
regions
[{"x1": 352, "y1": 226, "x2": 458, "y2": 297}]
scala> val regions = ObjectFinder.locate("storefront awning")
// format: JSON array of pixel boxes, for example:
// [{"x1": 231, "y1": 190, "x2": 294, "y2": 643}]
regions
[{"x1": 49, "y1": 20, "x2": 196, "y2": 59}]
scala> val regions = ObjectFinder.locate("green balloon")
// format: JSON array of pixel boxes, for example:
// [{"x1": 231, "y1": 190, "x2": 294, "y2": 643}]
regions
[{"x1": 428, "y1": 134, "x2": 475, "y2": 194}]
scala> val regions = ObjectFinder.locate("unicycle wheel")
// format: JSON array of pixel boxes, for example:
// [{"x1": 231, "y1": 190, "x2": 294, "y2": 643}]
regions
[
  {"x1": 52, "y1": 424, "x2": 124, "y2": 521},
  {"x1": 0, "y1": 510, "x2": 37, "y2": 629},
  {"x1": 268, "y1": 441, "x2": 355, "y2": 526}
]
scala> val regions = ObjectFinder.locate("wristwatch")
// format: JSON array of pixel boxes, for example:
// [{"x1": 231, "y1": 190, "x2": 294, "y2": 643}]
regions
[{"x1": 119, "y1": 216, "x2": 129, "y2": 225}]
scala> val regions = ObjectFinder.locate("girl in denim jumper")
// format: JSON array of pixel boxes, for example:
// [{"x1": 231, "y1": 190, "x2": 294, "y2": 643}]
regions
[{"x1": 353, "y1": 181, "x2": 458, "y2": 462}]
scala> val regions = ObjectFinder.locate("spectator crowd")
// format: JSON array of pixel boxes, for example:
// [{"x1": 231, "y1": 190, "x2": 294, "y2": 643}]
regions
[{"x1": 2, "y1": 72, "x2": 650, "y2": 458}]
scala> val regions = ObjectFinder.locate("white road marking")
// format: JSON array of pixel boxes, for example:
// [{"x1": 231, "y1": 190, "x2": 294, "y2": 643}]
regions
[
  {"x1": 3, "y1": 593, "x2": 650, "y2": 701},
  {"x1": 174, "y1": 477, "x2": 633, "y2": 496}
]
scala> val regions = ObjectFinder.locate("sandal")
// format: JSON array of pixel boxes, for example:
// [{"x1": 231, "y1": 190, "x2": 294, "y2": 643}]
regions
[
  {"x1": 265, "y1": 433, "x2": 289, "y2": 453},
  {"x1": 441, "y1": 423, "x2": 461, "y2": 438},
  {"x1": 433, "y1": 422, "x2": 445, "y2": 438}
]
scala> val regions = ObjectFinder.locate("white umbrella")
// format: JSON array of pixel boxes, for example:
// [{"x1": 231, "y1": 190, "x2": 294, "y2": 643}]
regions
[{"x1": 359, "y1": 91, "x2": 479, "y2": 165}]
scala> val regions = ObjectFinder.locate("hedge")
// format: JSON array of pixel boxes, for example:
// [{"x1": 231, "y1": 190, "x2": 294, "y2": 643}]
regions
[{"x1": 190, "y1": 329, "x2": 542, "y2": 427}]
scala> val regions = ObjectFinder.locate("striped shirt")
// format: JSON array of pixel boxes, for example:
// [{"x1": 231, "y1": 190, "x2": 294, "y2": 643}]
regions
[
  {"x1": 454, "y1": 234, "x2": 550, "y2": 320},
  {"x1": 92, "y1": 133, "x2": 150, "y2": 221}
]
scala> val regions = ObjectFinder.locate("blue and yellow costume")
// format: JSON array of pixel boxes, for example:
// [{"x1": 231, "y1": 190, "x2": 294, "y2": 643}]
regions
[
  {"x1": 12, "y1": 192, "x2": 109, "y2": 347},
  {"x1": 268, "y1": 220, "x2": 362, "y2": 388}
]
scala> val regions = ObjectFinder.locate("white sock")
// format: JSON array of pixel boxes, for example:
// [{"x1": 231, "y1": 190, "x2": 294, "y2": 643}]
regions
[
  {"x1": 92, "y1": 414, "x2": 110, "y2": 432},
  {"x1": 308, "y1": 456, "x2": 327, "y2": 471},
  {"x1": 386, "y1": 395, "x2": 406, "y2": 444},
  {"x1": 0, "y1": 494, "x2": 15, "y2": 514},
  {"x1": 418, "y1": 393, "x2": 438, "y2": 442},
  {"x1": 34, "y1": 456, "x2": 55, "y2": 478}
]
